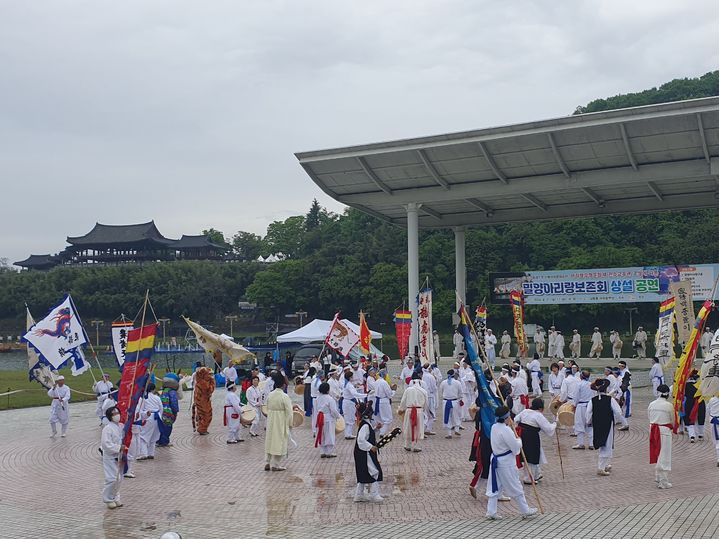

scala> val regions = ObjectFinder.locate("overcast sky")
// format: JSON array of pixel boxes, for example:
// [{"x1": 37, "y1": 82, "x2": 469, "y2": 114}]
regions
[{"x1": 2, "y1": 0, "x2": 719, "y2": 264}]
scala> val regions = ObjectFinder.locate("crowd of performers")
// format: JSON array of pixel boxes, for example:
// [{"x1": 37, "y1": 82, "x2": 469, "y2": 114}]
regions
[{"x1": 44, "y1": 346, "x2": 719, "y2": 516}]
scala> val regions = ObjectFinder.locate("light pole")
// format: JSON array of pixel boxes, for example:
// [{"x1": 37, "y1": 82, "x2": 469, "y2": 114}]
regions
[
  {"x1": 225, "y1": 315, "x2": 238, "y2": 338},
  {"x1": 295, "y1": 310, "x2": 307, "y2": 327},
  {"x1": 624, "y1": 307, "x2": 638, "y2": 336},
  {"x1": 158, "y1": 318, "x2": 170, "y2": 345},
  {"x1": 91, "y1": 320, "x2": 104, "y2": 347}
]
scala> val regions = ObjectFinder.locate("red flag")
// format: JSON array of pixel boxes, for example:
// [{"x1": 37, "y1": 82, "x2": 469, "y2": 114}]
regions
[
  {"x1": 359, "y1": 311, "x2": 371, "y2": 355},
  {"x1": 393, "y1": 310, "x2": 412, "y2": 360}
]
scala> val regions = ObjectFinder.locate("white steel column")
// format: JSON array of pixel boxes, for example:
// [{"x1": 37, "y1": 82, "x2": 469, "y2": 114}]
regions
[
  {"x1": 407, "y1": 203, "x2": 421, "y2": 358},
  {"x1": 454, "y1": 226, "x2": 466, "y2": 311}
]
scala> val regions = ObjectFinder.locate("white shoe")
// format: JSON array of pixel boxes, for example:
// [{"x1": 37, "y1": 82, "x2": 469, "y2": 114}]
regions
[
  {"x1": 369, "y1": 494, "x2": 384, "y2": 503},
  {"x1": 597, "y1": 470, "x2": 610, "y2": 476},
  {"x1": 522, "y1": 508, "x2": 539, "y2": 519},
  {"x1": 113, "y1": 501, "x2": 123, "y2": 507},
  {"x1": 485, "y1": 514, "x2": 503, "y2": 520},
  {"x1": 658, "y1": 482, "x2": 673, "y2": 489},
  {"x1": 61, "y1": 434, "x2": 66, "y2": 438},
  {"x1": 498, "y1": 495, "x2": 511, "y2": 502},
  {"x1": 50, "y1": 433, "x2": 56, "y2": 438},
  {"x1": 123, "y1": 472, "x2": 135, "y2": 478},
  {"x1": 106, "y1": 502, "x2": 117, "y2": 509},
  {"x1": 353, "y1": 495, "x2": 368, "y2": 503}
]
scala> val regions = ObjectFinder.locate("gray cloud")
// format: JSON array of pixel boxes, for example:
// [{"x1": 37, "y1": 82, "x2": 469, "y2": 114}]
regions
[{"x1": 1, "y1": 0, "x2": 718, "y2": 263}]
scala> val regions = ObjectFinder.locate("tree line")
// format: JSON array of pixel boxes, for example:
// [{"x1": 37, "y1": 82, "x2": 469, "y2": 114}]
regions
[{"x1": 2, "y1": 71, "x2": 719, "y2": 335}]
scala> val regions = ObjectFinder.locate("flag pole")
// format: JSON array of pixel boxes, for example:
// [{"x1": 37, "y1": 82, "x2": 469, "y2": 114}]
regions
[
  {"x1": 117, "y1": 289, "x2": 150, "y2": 479},
  {"x1": 455, "y1": 293, "x2": 544, "y2": 514},
  {"x1": 556, "y1": 428, "x2": 565, "y2": 480}
]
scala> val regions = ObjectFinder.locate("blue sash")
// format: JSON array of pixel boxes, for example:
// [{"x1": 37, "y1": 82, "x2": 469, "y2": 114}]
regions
[
  {"x1": 489, "y1": 449, "x2": 513, "y2": 494},
  {"x1": 711, "y1": 416, "x2": 719, "y2": 441},
  {"x1": 375, "y1": 396, "x2": 380, "y2": 413},
  {"x1": 624, "y1": 390, "x2": 631, "y2": 418},
  {"x1": 444, "y1": 399, "x2": 456, "y2": 424}
]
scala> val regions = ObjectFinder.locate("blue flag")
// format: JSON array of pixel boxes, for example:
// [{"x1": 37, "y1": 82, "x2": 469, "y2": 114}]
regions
[{"x1": 457, "y1": 304, "x2": 500, "y2": 435}]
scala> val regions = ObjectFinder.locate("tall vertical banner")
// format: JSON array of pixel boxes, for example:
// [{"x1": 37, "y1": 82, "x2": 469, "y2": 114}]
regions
[
  {"x1": 670, "y1": 281, "x2": 695, "y2": 345},
  {"x1": 393, "y1": 310, "x2": 412, "y2": 360},
  {"x1": 475, "y1": 305, "x2": 488, "y2": 328},
  {"x1": 655, "y1": 297, "x2": 676, "y2": 366},
  {"x1": 358, "y1": 311, "x2": 371, "y2": 355},
  {"x1": 417, "y1": 289, "x2": 434, "y2": 363},
  {"x1": 510, "y1": 291, "x2": 528, "y2": 357},
  {"x1": 457, "y1": 304, "x2": 501, "y2": 435},
  {"x1": 112, "y1": 320, "x2": 134, "y2": 367},
  {"x1": 672, "y1": 300, "x2": 712, "y2": 429}
]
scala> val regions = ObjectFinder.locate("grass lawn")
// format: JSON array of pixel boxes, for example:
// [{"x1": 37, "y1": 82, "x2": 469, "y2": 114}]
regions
[{"x1": 0, "y1": 367, "x2": 175, "y2": 411}]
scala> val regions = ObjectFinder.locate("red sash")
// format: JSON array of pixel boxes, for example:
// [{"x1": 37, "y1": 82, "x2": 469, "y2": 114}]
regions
[
  {"x1": 314, "y1": 411, "x2": 325, "y2": 447},
  {"x1": 649, "y1": 423, "x2": 672, "y2": 464},
  {"x1": 520, "y1": 395, "x2": 530, "y2": 408},
  {"x1": 689, "y1": 400, "x2": 700, "y2": 424},
  {"x1": 471, "y1": 430, "x2": 483, "y2": 475},
  {"x1": 410, "y1": 407, "x2": 419, "y2": 442},
  {"x1": 514, "y1": 425, "x2": 524, "y2": 469},
  {"x1": 223, "y1": 405, "x2": 239, "y2": 426}
]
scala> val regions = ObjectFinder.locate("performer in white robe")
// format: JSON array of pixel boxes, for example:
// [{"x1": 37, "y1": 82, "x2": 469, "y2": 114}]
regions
[
  {"x1": 499, "y1": 331, "x2": 511, "y2": 359},
  {"x1": 708, "y1": 395, "x2": 719, "y2": 465},
  {"x1": 439, "y1": 370, "x2": 462, "y2": 438},
  {"x1": 137, "y1": 383, "x2": 162, "y2": 460},
  {"x1": 328, "y1": 367, "x2": 343, "y2": 402},
  {"x1": 555, "y1": 331, "x2": 566, "y2": 360},
  {"x1": 649, "y1": 357, "x2": 665, "y2": 397},
  {"x1": 342, "y1": 371, "x2": 366, "y2": 439},
  {"x1": 485, "y1": 406, "x2": 538, "y2": 520},
  {"x1": 572, "y1": 371, "x2": 595, "y2": 449},
  {"x1": 569, "y1": 330, "x2": 581, "y2": 359},
  {"x1": 310, "y1": 371, "x2": 324, "y2": 436},
  {"x1": 93, "y1": 374, "x2": 114, "y2": 425},
  {"x1": 515, "y1": 399, "x2": 557, "y2": 483},
  {"x1": 224, "y1": 382, "x2": 244, "y2": 443},
  {"x1": 314, "y1": 383, "x2": 340, "y2": 457},
  {"x1": 459, "y1": 362, "x2": 476, "y2": 421},
  {"x1": 589, "y1": 328, "x2": 603, "y2": 359},
  {"x1": 617, "y1": 360, "x2": 632, "y2": 425},
  {"x1": 264, "y1": 373, "x2": 293, "y2": 471},
  {"x1": 700, "y1": 328, "x2": 713, "y2": 358},
  {"x1": 610, "y1": 330, "x2": 623, "y2": 359},
  {"x1": 100, "y1": 406, "x2": 124, "y2": 509},
  {"x1": 453, "y1": 329, "x2": 465, "y2": 358},
  {"x1": 485, "y1": 330, "x2": 498, "y2": 368},
  {"x1": 48, "y1": 376, "x2": 71, "y2": 437},
  {"x1": 400, "y1": 360, "x2": 415, "y2": 386},
  {"x1": 222, "y1": 364, "x2": 238, "y2": 386},
  {"x1": 374, "y1": 370, "x2": 395, "y2": 436},
  {"x1": 604, "y1": 367, "x2": 621, "y2": 400},
  {"x1": 422, "y1": 364, "x2": 438, "y2": 435},
  {"x1": 534, "y1": 327, "x2": 546, "y2": 359},
  {"x1": 548, "y1": 363, "x2": 564, "y2": 400},
  {"x1": 399, "y1": 375, "x2": 427, "y2": 452},
  {"x1": 246, "y1": 377, "x2": 264, "y2": 437},
  {"x1": 648, "y1": 384, "x2": 675, "y2": 488},
  {"x1": 510, "y1": 367, "x2": 529, "y2": 415},
  {"x1": 587, "y1": 379, "x2": 626, "y2": 475},
  {"x1": 633, "y1": 327, "x2": 648, "y2": 358},
  {"x1": 547, "y1": 326, "x2": 558, "y2": 358},
  {"x1": 432, "y1": 330, "x2": 441, "y2": 362},
  {"x1": 526, "y1": 354, "x2": 542, "y2": 397}
]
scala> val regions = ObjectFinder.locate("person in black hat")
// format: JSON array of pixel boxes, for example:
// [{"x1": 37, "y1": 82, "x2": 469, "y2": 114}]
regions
[
  {"x1": 353, "y1": 401, "x2": 383, "y2": 503},
  {"x1": 514, "y1": 398, "x2": 557, "y2": 484},
  {"x1": 485, "y1": 406, "x2": 537, "y2": 520},
  {"x1": 587, "y1": 378, "x2": 626, "y2": 476}
]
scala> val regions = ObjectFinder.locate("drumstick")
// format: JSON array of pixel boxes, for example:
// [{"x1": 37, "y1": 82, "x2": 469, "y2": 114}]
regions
[{"x1": 556, "y1": 428, "x2": 565, "y2": 480}]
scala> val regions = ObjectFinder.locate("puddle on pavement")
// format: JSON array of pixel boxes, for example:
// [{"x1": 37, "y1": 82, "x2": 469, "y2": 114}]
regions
[{"x1": 392, "y1": 472, "x2": 421, "y2": 494}]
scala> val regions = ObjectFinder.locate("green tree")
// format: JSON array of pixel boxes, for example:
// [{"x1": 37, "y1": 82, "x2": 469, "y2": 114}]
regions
[
  {"x1": 232, "y1": 231, "x2": 263, "y2": 261},
  {"x1": 305, "y1": 198, "x2": 321, "y2": 231},
  {"x1": 202, "y1": 228, "x2": 228, "y2": 246},
  {"x1": 263, "y1": 216, "x2": 306, "y2": 258}
]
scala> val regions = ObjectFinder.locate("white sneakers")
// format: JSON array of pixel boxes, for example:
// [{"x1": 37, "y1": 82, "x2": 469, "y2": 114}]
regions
[
  {"x1": 522, "y1": 508, "x2": 539, "y2": 519},
  {"x1": 353, "y1": 494, "x2": 369, "y2": 503}
]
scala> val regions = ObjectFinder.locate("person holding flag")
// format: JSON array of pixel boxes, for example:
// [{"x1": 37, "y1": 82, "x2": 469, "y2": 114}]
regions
[
  {"x1": 93, "y1": 374, "x2": 114, "y2": 426},
  {"x1": 47, "y1": 376, "x2": 71, "y2": 437}
]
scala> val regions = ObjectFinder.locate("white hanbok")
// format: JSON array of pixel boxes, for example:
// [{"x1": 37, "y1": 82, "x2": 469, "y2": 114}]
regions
[
  {"x1": 439, "y1": 378, "x2": 462, "y2": 435},
  {"x1": 648, "y1": 397, "x2": 674, "y2": 486},
  {"x1": 485, "y1": 422, "x2": 533, "y2": 517},
  {"x1": 48, "y1": 385, "x2": 71, "y2": 436},
  {"x1": 314, "y1": 393, "x2": 341, "y2": 455},
  {"x1": 138, "y1": 392, "x2": 162, "y2": 458},
  {"x1": 100, "y1": 421, "x2": 124, "y2": 504}
]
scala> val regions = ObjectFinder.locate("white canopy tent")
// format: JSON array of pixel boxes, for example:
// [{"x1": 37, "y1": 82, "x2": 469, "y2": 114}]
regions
[{"x1": 277, "y1": 318, "x2": 382, "y2": 344}]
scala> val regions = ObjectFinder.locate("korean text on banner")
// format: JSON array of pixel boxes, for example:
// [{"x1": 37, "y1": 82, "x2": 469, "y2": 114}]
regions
[
  {"x1": 669, "y1": 281, "x2": 695, "y2": 345},
  {"x1": 325, "y1": 315, "x2": 360, "y2": 357},
  {"x1": 417, "y1": 289, "x2": 434, "y2": 363},
  {"x1": 510, "y1": 291, "x2": 528, "y2": 357},
  {"x1": 655, "y1": 297, "x2": 675, "y2": 366},
  {"x1": 112, "y1": 321, "x2": 134, "y2": 367}
]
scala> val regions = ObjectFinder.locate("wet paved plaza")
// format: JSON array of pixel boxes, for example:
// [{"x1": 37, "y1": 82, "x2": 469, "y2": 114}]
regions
[{"x1": 1, "y1": 359, "x2": 718, "y2": 538}]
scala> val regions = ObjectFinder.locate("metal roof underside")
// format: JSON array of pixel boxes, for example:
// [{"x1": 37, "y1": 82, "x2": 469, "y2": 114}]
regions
[{"x1": 295, "y1": 97, "x2": 719, "y2": 227}]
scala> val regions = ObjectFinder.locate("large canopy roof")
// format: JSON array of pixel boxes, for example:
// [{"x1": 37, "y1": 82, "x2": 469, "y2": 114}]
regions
[
  {"x1": 296, "y1": 97, "x2": 719, "y2": 227},
  {"x1": 67, "y1": 221, "x2": 173, "y2": 247}
]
